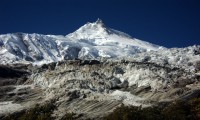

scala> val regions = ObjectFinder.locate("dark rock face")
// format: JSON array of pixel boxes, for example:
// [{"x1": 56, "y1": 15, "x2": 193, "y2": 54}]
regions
[
  {"x1": 80, "y1": 60, "x2": 100, "y2": 65},
  {"x1": 0, "y1": 65, "x2": 30, "y2": 88},
  {"x1": 63, "y1": 47, "x2": 81, "y2": 60},
  {"x1": 0, "y1": 64, "x2": 43, "y2": 117},
  {"x1": 0, "y1": 66, "x2": 28, "y2": 78}
]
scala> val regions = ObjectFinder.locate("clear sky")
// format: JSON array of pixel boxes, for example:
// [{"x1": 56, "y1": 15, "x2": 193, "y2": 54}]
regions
[{"x1": 0, "y1": 0, "x2": 199, "y2": 48}]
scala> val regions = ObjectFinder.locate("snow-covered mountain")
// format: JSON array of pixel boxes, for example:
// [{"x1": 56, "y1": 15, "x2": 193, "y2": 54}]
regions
[
  {"x1": 0, "y1": 19, "x2": 161, "y2": 65},
  {"x1": 0, "y1": 19, "x2": 200, "y2": 119}
]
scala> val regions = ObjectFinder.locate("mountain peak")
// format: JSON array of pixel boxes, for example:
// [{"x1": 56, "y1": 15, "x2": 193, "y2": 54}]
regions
[
  {"x1": 94, "y1": 18, "x2": 106, "y2": 29},
  {"x1": 95, "y1": 18, "x2": 104, "y2": 25},
  {"x1": 66, "y1": 19, "x2": 108, "y2": 39},
  {"x1": 67, "y1": 19, "x2": 135, "y2": 40}
]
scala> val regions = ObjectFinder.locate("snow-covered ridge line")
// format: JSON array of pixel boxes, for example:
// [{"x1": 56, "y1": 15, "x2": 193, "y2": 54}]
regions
[
  {"x1": 0, "y1": 19, "x2": 199, "y2": 67},
  {"x1": 0, "y1": 19, "x2": 161, "y2": 65}
]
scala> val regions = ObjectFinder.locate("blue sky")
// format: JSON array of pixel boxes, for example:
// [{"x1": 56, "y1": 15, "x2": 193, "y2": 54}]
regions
[{"x1": 0, "y1": 0, "x2": 199, "y2": 47}]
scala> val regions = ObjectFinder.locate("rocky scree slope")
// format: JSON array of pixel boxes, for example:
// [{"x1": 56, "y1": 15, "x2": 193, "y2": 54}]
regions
[
  {"x1": 29, "y1": 59, "x2": 199, "y2": 119},
  {"x1": 0, "y1": 49, "x2": 199, "y2": 119},
  {"x1": 0, "y1": 64, "x2": 45, "y2": 116}
]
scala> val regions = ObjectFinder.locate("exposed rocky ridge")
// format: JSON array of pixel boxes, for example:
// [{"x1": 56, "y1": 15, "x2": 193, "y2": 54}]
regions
[
  {"x1": 29, "y1": 59, "x2": 199, "y2": 119},
  {"x1": 32, "y1": 59, "x2": 199, "y2": 97},
  {"x1": 0, "y1": 59, "x2": 200, "y2": 119}
]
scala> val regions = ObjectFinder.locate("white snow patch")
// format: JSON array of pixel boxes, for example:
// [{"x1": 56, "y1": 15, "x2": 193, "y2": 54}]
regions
[
  {"x1": 110, "y1": 90, "x2": 145, "y2": 106},
  {"x1": 0, "y1": 101, "x2": 23, "y2": 114}
]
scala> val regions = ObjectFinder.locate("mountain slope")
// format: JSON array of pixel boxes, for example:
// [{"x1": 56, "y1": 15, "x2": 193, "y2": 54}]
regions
[
  {"x1": 0, "y1": 19, "x2": 200, "y2": 119},
  {"x1": 0, "y1": 19, "x2": 161, "y2": 65},
  {"x1": 67, "y1": 19, "x2": 161, "y2": 51},
  {"x1": 1, "y1": 58, "x2": 199, "y2": 119}
]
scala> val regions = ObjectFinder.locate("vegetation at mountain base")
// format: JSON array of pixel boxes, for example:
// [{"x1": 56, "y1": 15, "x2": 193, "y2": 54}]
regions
[
  {"x1": 104, "y1": 98, "x2": 200, "y2": 120},
  {"x1": 2, "y1": 101, "x2": 56, "y2": 120},
  {"x1": 60, "y1": 113, "x2": 76, "y2": 120},
  {"x1": 1, "y1": 98, "x2": 200, "y2": 120}
]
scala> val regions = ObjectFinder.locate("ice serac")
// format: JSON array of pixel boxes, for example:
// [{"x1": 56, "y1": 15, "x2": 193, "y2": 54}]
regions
[{"x1": 0, "y1": 19, "x2": 162, "y2": 65}]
